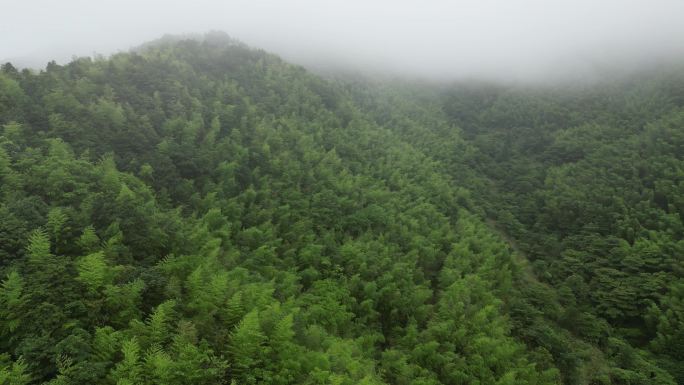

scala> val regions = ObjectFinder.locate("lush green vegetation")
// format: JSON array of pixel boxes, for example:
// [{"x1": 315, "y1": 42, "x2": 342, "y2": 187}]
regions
[{"x1": 0, "y1": 33, "x2": 682, "y2": 384}]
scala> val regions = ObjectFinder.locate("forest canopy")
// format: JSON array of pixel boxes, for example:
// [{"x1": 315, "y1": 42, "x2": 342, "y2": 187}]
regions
[{"x1": 1, "y1": 33, "x2": 684, "y2": 384}]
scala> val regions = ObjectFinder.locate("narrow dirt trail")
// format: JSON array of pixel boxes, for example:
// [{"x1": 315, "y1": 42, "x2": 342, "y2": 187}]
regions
[{"x1": 485, "y1": 218, "x2": 547, "y2": 287}]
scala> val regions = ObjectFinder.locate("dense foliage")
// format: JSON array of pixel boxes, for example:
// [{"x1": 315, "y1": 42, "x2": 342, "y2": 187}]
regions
[
  {"x1": 438, "y1": 74, "x2": 684, "y2": 384},
  {"x1": 0, "y1": 33, "x2": 682, "y2": 384}
]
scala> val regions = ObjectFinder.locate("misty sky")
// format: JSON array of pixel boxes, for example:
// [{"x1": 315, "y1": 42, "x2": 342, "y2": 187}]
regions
[{"x1": 3, "y1": 0, "x2": 684, "y2": 81}]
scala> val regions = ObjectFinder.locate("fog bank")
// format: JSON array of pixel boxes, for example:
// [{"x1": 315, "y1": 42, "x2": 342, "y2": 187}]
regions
[{"x1": 3, "y1": 0, "x2": 684, "y2": 81}]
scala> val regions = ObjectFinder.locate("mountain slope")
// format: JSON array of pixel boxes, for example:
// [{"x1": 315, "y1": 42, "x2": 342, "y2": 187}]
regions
[
  {"x1": 0, "y1": 33, "x2": 682, "y2": 385},
  {"x1": 0, "y1": 33, "x2": 559, "y2": 385},
  {"x1": 346, "y1": 78, "x2": 684, "y2": 384},
  {"x1": 434, "y1": 74, "x2": 684, "y2": 384}
]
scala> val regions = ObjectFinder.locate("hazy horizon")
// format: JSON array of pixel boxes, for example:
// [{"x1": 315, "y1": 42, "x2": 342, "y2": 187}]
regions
[{"x1": 4, "y1": 0, "x2": 684, "y2": 82}]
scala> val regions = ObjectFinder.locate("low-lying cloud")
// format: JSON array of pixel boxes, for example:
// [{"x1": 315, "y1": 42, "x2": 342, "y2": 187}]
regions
[{"x1": 3, "y1": 0, "x2": 684, "y2": 82}]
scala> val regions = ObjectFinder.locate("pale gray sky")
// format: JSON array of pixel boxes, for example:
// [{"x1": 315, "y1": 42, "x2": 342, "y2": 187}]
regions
[{"x1": 2, "y1": 0, "x2": 684, "y2": 81}]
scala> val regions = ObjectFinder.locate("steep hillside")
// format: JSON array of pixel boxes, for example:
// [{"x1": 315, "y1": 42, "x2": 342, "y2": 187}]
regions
[
  {"x1": 435, "y1": 74, "x2": 684, "y2": 384},
  {"x1": 0, "y1": 33, "x2": 558, "y2": 385},
  {"x1": 347, "y1": 78, "x2": 684, "y2": 384},
  {"x1": 0, "y1": 33, "x2": 682, "y2": 385}
]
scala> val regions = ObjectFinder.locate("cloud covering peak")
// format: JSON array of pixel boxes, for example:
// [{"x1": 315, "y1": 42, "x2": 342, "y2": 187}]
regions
[{"x1": 3, "y1": 0, "x2": 684, "y2": 81}]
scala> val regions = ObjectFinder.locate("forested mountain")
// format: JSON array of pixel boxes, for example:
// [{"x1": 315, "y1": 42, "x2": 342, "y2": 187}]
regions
[{"x1": 0, "y1": 33, "x2": 682, "y2": 384}]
